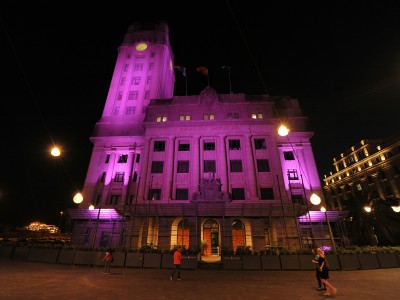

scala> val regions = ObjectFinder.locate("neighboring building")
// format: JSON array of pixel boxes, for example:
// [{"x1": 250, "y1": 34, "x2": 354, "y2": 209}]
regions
[
  {"x1": 67, "y1": 21, "x2": 329, "y2": 253},
  {"x1": 323, "y1": 136, "x2": 400, "y2": 209},
  {"x1": 322, "y1": 135, "x2": 400, "y2": 246}
]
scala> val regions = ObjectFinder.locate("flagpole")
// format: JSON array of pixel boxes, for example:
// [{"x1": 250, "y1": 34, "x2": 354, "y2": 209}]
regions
[
  {"x1": 222, "y1": 66, "x2": 232, "y2": 94},
  {"x1": 185, "y1": 76, "x2": 187, "y2": 96}
]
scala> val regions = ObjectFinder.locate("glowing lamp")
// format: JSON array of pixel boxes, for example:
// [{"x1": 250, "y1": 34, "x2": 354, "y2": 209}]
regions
[
  {"x1": 278, "y1": 125, "x2": 289, "y2": 136},
  {"x1": 320, "y1": 206, "x2": 326, "y2": 213},
  {"x1": 310, "y1": 193, "x2": 321, "y2": 205},
  {"x1": 51, "y1": 147, "x2": 61, "y2": 157},
  {"x1": 89, "y1": 205, "x2": 94, "y2": 210},
  {"x1": 392, "y1": 206, "x2": 400, "y2": 213},
  {"x1": 364, "y1": 206, "x2": 372, "y2": 213},
  {"x1": 73, "y1": 193, "x2": 83, "y2": 204}
]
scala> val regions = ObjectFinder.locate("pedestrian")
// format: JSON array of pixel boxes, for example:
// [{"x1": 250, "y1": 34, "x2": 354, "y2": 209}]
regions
[
  {"x1": 170, "y1": 247, "x2": 182, "y2": 281},
  {"x1": 316, "y1": 248, "x2": 337, "y2": 296},
  {"x1": 102, "y1": 249, "x2": 113, "y2": 274},
  {"x1": 312, "y1": 248, "x2": 326, "y2": 291}
]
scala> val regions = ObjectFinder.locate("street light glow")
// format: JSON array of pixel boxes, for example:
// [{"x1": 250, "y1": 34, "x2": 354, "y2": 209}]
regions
[
  {"x1": 278, "y1": 125, "x2": 289, "y2": 136},
  {"x1": 310, "y1": 193, "x2": 321, "y2": 205},
  {"x1": 51, "y1": 147, "x2": 61, "y2": 157},
  {"x1": 364, "y1": 206, "x2": 372, "y2": 212},
  {"x1": 73, "y1": 193, "x2": 83, "y2": 204}
]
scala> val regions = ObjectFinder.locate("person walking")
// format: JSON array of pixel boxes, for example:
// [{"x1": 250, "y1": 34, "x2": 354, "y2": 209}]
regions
[
  {"x1": 170, "y1": 247, "x2": 182, "y2": 281},
  {"x1": 102, "y1": 249, "x2": 113, "y2": 274},
  {"x1": 316, "y1": 248, "x2": 337, "y2": 296},
  {"x1": 312, "y1": 248, "x2": 326, "y2": 291}
]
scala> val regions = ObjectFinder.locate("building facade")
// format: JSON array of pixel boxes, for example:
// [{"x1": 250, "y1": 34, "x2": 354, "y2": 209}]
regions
[
  {"x1": 67, "y1": 22, "x2": 328, "y2": 253},
  {"x1": 322, "y1": 135, "x2": 400, "y2": 246}
]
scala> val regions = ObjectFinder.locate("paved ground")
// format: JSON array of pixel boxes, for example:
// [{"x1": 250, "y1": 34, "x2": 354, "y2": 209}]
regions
[{"x1": 0, "y1": 259, "x2": 399, "y2": 300}]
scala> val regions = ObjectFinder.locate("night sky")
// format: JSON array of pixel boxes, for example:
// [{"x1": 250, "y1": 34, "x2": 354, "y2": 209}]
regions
[{"x1": 1, "y1": 1, "x2": 399, "y2": 227}]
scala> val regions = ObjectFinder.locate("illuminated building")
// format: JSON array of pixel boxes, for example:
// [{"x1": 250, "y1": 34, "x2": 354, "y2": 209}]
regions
[{"x1": 67, "y1": 22, "x2": 327, "y2": 253}]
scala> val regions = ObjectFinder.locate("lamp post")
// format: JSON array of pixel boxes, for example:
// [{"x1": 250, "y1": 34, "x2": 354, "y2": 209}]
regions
[
  {"x1": 320, "y1": 206, "x2": 337, "y2": 253},
  {"x1": 89, "y1": 204, "x2": 101, "y2": 249},
  {"x1": 58, "y1": 211, "x2": 64, "y2": 233}
]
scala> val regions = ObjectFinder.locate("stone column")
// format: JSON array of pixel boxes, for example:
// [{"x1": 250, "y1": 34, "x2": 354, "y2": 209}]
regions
[
  {"x1": 218, "y1": 135, "x2": 228, "y2": 193},
  {"x1": 164, "y1": 137, "x2": 175, "y2": 200},
  {"x1": 137, "y1": 138, "x2": 151, "y2": 201},
  {"x1": 245, "y1": 135, "x2": 258, "y2": 199}
]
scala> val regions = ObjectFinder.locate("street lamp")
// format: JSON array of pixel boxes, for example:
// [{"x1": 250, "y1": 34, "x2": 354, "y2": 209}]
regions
[
  {"x1": 278, "y1": 125, "x2": 289, "y2": 137},
  {"x1": 89, "y1": 204, "x2": 101, "y2": 248},
  {"x1": 320, "y1": 206, "x2": 337, "y2": 253},
  {"x1": 58, "y1": 211, "x2": 64, "y2": 233},
  {"x1": 73, "y1": 193, "x2": 83, "y2": 204}
]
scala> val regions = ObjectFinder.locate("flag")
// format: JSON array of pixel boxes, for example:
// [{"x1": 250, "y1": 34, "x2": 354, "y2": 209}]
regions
[
  {"x1": 174, "y1": 65, "x2": 187, "y2": 77},
  {"x1": 196, "y1": 66, "x2": 208, "y2": 76}
]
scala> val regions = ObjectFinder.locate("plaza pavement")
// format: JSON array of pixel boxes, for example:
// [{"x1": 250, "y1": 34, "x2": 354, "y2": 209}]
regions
[{"x1": 0, "y1": 259, "x2": 399, "y2": 300}]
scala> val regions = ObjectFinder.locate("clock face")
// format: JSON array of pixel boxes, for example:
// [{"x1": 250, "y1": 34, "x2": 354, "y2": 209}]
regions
[{"x1": 135, "y1": 42, "x2": 148, "y2": 51}]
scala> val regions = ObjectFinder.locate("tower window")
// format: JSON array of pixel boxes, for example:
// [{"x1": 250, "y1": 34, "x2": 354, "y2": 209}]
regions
[
  {"x1": 287, "y1": 169, "x2": 298, "y2": 180},
  {"x1": 230, "y1": 160, "x2": 243, "y2": 172},
  {"x1": 257, "y1": 159, "x2": 270, "y2": 172},
  {"x1": 204, "y1": 142, "x2": 215, "y2": 151},
  {"x1": 177, "y1": 161, "x2": 190, "y2": 173},
  {"x1": 231, "y1": 188, "x2": 245, "y2": 200},
  {"x1": 114, "y1": 172, "x2": 124, "y2": 182},
  {"x1": 178, "y1": 143, "x2": 190, "y2": 151},
  {"x1": 204, "y1": 160, "x2": 216, "y2": 173},
  {"x1": 176, "y1": 189, "x2": 189, "y2": 200},
  {"x1": 283, "y1": 151, "x2": 295, "y2": 160},
  {"x1": 254, "y1": 138, "x2": 266, "y2": 149},
  {"x1": 229, "y1": 140, "x2": 241, "y2": 150},
  {"x1": 118, "y1": 154, "x2": 128, "y2": 163},
  {"x1": 151, "y1": 161, "x2": 164, "y2": 173},
  {"x1": 154, "y1": 141, "x2": 165, "y2": 152},
  {"x1": 260, "y1": 188, "x2": 274, "y2": 200}
]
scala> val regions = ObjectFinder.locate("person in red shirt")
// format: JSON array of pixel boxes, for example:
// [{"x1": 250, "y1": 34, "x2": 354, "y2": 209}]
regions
[{"x1": 170, "y1": 247, "x2": 182, "y2": 281}]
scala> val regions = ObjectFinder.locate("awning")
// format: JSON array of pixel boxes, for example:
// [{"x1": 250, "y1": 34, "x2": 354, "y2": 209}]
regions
[{"x1": 298, "y1": 210, "x2": 349, "y2": 223}]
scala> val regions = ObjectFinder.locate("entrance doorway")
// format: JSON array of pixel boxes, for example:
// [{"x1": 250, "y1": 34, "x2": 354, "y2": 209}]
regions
[{"x1": 202, "y1": 219, "x2": 220, "y2": 256}]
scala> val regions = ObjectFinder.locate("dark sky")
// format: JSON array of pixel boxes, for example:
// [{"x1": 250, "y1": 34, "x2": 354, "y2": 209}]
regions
[{"x1": 1, "y1": 1, "x2": 400, "y2": 227}]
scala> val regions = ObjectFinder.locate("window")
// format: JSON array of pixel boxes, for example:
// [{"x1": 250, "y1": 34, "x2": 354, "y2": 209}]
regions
[
  {"x1": 203, "y1": 114, "x2": 215, "y2": 120},
  {"x1": 227, "y1": 112, "x2": 239, "y2": 119},
  {"x1": 108, "y1": 195, "x2": 121, "y2": 205},
  {"x1": 113, "y1": 107, "x2": 120, "y2": 116},
  {"x1": 156, "y1": 116, "x2": 167, "y2": 122},
  {"x1": 379, "y1": 170, "x2": 386, "y2": 180},
  {"x1": 125, "y1": 106, "x2": 136, "y2": 115},
  {"x1": 260, "y1": 188, "x2": 274, "y2": 200},
  {"x1": 154, "y1": 141, "x2": 165, "y2": 152},
  {"x1": 146, "y1": 76, "x2": 152, "y2": 85},
  {"x1": 95, "y1": 195, "x2": 102, "y2": 205},
  {"x1": 123, "y1": 64, "x2": 129, "y2": 72},
  {"x1": 151, "y1": 161, "x2": 164, "y2": 173},
  {"x1": 254, "y1": 138, "x2": 266, "y2": 149},
  {"x1": 101, "y1": 172, "x2": 106, "y2": 182},
  {"x1": 232, "y1": 188, "x2": 245, "y2": 200},
  {"x1": 114, "y1": 172, "x2": 124, "y2": 182},
  {"x1": 230, "y1": 160, "x2": 243, "y2": 172},
  {"x1": 257, "y1": 159, "x2": 270, "y2": 172},
  {"x1": 178, "y1": 143, "x2": 190, "y2": 151},
  {"x1": 287, "y1": 169, "x2": 298, "y2": 180},
  {"x1": 229, "y1": 140, "x2": 241, "y2": 150},
  {"x1": 118, "y1": 154, "x2": 128, "y2": 163},
  {"x1": 133, "y1": 171, "x2": 137, "y2": 182},
  {"x1": 251, "y1": 113, "x2": 264, "y2": 119},
  {"x1": 148, "y1": 189, "x2": 161, "y2": 200},
  {"x1": 105, "y1": 155, "x2": 110, "y2": 163},
  {"x1": 204, "y1": 142, "x2": 215, "y2": 151},
  {"x1": 283, "y1": 151, "x2": 295, "y2": 160},
  {"x1": 204, "y1": 160, "x2": 216, "y2": 173},
  {"x1": 144, "y1": 90, "x2": 150, "y2": 99},
  {"x1": 179, "y1": 115, "x2": 191, "y2": 121},
  {"x1": 128, "y1": 91, "x2": 139, "y2": 100},
  {"x1": 131, "y1": 77, "x2": 141, "y2": 85},
  {"x1": 177, "y1": 161, "x2": 189, "y2": 173},
  {"x1": 149, "y1": 62, "x2": 154, "y2": 70},
  {"x1": 134, "y1": 63, "x2": 143, "y2": 71},
  {"x1": 136, "y1": 154, "x2": 140, "y2": 163},
  {"x1": 120, "y1": 77, "x2": 126, "y2": 86},
  {"x1": 291, "y1": 194, "x2": 303, "y2": 204},
  {"x1": 117, "y1": 91, "x2": 123, "y2": 101},
  {"x1": 176, "y1": 188, "x2": 189, "y2": 200}
]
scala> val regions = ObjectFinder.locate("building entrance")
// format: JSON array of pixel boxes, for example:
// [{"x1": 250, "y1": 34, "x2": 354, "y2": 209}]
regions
[{"x1": 203, "y1": 219, "x2": 220, "y2": 256}]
